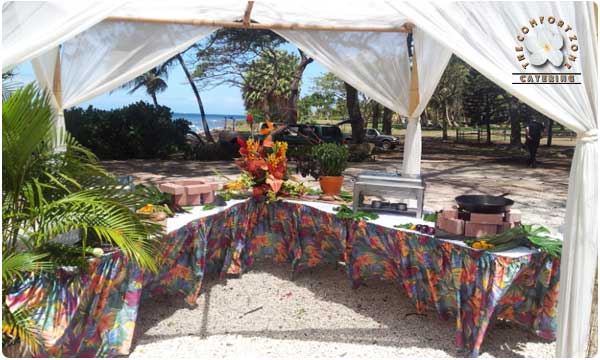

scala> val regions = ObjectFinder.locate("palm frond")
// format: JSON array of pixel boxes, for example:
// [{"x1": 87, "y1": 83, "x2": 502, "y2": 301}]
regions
[
  {"x1": 2, "y1": 304, "x2": 42, "y2": 355},
  {"x1": 2, "y1": 252, "x2": 52, "y2": 284},
  {"x1": 32, "y1": 190, "x2": 160, "y2": 272}
]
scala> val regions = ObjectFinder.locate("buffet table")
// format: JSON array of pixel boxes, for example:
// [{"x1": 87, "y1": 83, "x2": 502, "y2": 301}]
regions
[{"x1": 6, "y1": 199, "x2": 559, "y2": 357}]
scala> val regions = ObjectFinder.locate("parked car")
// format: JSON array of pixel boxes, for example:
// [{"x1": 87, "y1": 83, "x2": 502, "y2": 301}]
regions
[
  {"x1": 235, "y1": 123, "x2": 344, "y2": 146},
  {"x1": 276, "y1": 124, "x2": 344, "y2": 145},
  {"x1": 345, "y1": 128, "x2": 400, "y2": 150}
]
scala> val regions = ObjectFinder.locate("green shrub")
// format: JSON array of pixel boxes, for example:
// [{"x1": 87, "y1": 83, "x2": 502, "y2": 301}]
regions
[
  {"x1": 184, "y1": 140, "x2": 240, "y2": 161},
  {"x1": 347, "y1": 143, "x2": 374, "y2": 162},
  {"x1": 65, "y1": 102, "x2": 191, "y2": 159},
  {"x1": 311, "y1": 143, "x2": 349, "y2": 176}
]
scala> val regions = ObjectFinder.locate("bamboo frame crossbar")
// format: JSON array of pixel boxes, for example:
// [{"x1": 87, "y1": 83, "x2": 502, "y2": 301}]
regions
[{"x1": 106, "y1": 15, "x2": 414, "y2": 33}]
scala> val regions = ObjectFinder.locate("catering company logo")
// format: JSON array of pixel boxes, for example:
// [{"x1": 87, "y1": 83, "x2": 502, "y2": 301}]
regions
[{"x1": 513, "y1": 16, "x2": 580, "y2": 85}]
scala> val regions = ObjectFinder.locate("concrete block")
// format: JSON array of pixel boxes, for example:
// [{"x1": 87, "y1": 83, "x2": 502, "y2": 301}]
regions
[
  {"x1": 185, "y1": 184, "x2": 212, "y2": 195},
  {"x1": 159, "y1": 182, "x2": 185, "y2": 195}
]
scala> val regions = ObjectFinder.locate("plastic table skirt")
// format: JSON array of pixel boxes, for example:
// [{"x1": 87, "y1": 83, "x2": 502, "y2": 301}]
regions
[{"x1": 6, "y1": 199, "x2": 559, "y2": 357}]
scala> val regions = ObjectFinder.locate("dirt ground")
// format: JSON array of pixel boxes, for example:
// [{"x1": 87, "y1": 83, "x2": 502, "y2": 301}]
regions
[{"x1": 101, "y1": 138, "x2": 573, "y2": 358}]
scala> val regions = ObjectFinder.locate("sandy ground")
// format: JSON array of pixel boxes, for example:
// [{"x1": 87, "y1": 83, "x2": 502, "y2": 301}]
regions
[{"x1": 101, "y1": 138, "x2": 572, "y2": 358}]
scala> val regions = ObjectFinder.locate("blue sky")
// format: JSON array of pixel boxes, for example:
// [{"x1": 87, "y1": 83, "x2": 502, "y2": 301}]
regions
[{"x1": 13, "y1": 44, "x2": 327, "y2": 115}]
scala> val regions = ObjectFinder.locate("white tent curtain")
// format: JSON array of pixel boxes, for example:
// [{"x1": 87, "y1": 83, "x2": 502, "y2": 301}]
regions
[
  {"x1": 389, "y1": 2, "x2": 598, "y2": 356},
  {"x1": 32, "y1": 21, "x2": 218, "y2": 110},
  {"x1": 2, "y1": 1, "x2": 122, "y2": 70},
  {"x1": 402, "y1": 28, "x2": 453, "y2": 175},
  {"x1": 31, "y1": 21, "x2": 218, "y2": 137},
  {"x1": 275, "y1": 30, "x2": 411, "y2": 116},
  {"x1": 2, "y1": 1, "x2": 598, "y2": 356}
]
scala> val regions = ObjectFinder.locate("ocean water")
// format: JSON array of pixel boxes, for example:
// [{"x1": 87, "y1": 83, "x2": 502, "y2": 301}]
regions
[{"x1": 173, "y1": 112, "x2": 245, "y2": 131}]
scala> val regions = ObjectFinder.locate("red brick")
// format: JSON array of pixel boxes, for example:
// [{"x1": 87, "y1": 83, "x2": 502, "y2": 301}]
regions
[
  {"x1": 465, "y1": 222, "x2": 498, "y2": 238},
  {"x1": 470, "y1": 212, "x2": 504, "y2": 225},
  {"x1": 436, "y1": 217, "x2": 444, "y2": 229},
  {"x1": 497, "y1": 222, "x2": 516, "y2": 233},
  {"x1": 440, "y1": 217, "x2": 464, "y2": 235},
  {"x1": 505, "y1": 209, "x2": 521, "y2": 223},
  {"x1": 442, "y1": 207, "x2": 458, "y2": 219}
]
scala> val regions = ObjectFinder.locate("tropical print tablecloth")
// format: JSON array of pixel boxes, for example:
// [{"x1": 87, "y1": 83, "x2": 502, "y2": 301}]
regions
[
  {"x1": 6, "y1": 199, "x2": 559, "y2": 357},
  {"x1": 5, "y1": 251, "x2": 143, "y2": 357}
]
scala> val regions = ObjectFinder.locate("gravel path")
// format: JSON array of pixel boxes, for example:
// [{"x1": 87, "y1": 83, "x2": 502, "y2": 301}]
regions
[
  {"x1": 102, "y1": 139, "x2": 570, "y2": 358},
  {"x1": 131, "y1": 262, "x2": 554, "y2": 358}
]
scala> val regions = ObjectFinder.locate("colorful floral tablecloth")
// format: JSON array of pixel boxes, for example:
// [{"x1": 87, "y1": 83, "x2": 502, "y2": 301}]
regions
[
  {"x1": 5, "y1": 251, "x2": 143, "y2": 357},
  {"x1": 6, "y1": 199, "x2": 560, "y2": 357}
]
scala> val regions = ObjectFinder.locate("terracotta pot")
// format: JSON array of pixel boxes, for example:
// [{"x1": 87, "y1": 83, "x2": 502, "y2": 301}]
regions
[{"x1": 319, "y1": 176, "x2": 344, "y2": 195}]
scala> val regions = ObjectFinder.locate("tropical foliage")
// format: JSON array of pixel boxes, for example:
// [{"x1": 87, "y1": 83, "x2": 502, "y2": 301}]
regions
[
  {"x1": 65, "y1": 102, "x2": 191, "y2": 159},
  {"x1": 311, "y1": 143, "x2": 349, "y2": 177},
  {"x1": 193, "y1": 28, "x2": 312, "y2": 124},
  {"x1": 241, "y1": 50, "x2": 299, "y2": 120},
  {"x1": 2, "y1": 85, "x2": 161, "y2": 353},
  {"x1": 120, "y1": 66, "x2": 169, "y2": 107}
]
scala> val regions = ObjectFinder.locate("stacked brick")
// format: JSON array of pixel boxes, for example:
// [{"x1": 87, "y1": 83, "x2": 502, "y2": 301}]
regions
[
  {"x1": 436, "y1": 206, "x2": 521, "y2": 238},
  {"x1": 159, "y1": 178, "x2": 220, "y2": 206}
]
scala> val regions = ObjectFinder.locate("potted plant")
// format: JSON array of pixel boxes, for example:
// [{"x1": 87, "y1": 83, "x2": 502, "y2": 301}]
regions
[{"x1": 311, "y1": 143, "x2": 349, "y2": 195}]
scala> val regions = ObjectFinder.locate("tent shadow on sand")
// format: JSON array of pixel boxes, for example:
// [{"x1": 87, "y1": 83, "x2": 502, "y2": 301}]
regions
[{"x1": 132, "y1": 260, "x2": 553, "y2": 358}]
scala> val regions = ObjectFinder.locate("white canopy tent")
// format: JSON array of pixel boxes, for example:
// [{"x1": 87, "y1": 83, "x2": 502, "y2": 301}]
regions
[{"x1": 2, "y1": 1, "x2": 598, "y2": 357}]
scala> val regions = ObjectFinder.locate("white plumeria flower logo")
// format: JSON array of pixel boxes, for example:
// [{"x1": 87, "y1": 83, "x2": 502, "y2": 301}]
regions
[{"x1": 524, "y1": 25, "x2": 564, "y2": 67}]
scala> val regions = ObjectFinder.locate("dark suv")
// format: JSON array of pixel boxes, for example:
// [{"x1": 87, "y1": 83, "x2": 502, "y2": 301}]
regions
[{"x1": 269, "y1": 124, "x2": 344, "y2": 145}]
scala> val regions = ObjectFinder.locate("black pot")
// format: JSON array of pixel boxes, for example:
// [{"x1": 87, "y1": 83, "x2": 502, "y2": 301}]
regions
[{"x1": 455, "y1": 192, "x2": 514, "y2": 214}]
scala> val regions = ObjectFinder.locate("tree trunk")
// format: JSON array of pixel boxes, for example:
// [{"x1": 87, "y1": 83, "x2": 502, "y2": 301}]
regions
[
  {"x1": 486, "y1": 117, "x2": 491, "y2": 144},
  {"x1": 371, "y1": 102, "x2": 381, "y2": 130},
  {"x1": 345, "y1": 82, "x2": 364, "y2": 143},
  {"x1": 286, "y1": 49, "x2": 313, "y2": 124},
  {"x1": 509, "y1": 98, "x2": 521, "y2": 146},
  {"x1": 151, "y1": 94, "x2": 159, "y2": 107},
  {"x1": 382, "y1": 107, "x2": 392, "y2": 135},
  {"x1": 177, "y1": 54, "x2": 214, "y2": 143},
  {"x1": 443, "y1": 103, "x2": 450, "y2": 140},
  {"x1": 547, "y1": 119, "x2": 554, "y2": 146}
]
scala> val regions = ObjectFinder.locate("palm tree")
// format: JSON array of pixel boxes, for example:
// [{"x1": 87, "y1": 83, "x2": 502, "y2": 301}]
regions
[
  {"x1": 2, "y1": 84, "x2": 161, "y2": 354},
  {"x1": 121, "y1": 66, "x2": 169, "y2": 107},
  {"x1": 174, "y1": 52, "x2": 214, "y2": 143}
]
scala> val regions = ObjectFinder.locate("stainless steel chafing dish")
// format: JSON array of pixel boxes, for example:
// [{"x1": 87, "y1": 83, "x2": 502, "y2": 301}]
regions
[{"x1": 352, "y1": 171, "x2": 425, "y2": 218}]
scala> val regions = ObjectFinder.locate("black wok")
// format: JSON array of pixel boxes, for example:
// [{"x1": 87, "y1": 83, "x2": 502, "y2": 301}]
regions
[{"x1": 455, "y1": 192, "x2": 514, "y2": 214}]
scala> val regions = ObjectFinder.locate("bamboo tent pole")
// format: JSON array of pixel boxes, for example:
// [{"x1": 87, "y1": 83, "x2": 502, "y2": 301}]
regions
[
  {"x1": 106, "y1": 15, "x2": 414, "y2": 33},
  {"x1": 242, "y1": 1, "x2": 254, "y2": 27},
  {"x1": 587, "y1": 6, "x2": 598, "y2": 357},
  {"x1": 52, "y1": 47, "x2": 62, "y2": 109},
  {"x1": 408, "y1": 36, "x2": 420, "y2": 116}
]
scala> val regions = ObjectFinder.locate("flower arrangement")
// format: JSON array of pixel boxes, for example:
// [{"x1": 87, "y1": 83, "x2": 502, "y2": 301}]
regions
[{"x1": 221, "y1": 118, "x2": 308, "y2": 201}]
